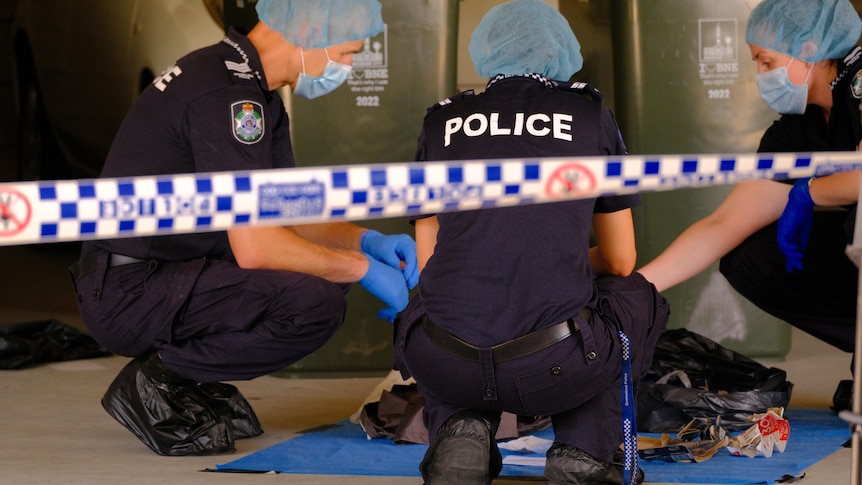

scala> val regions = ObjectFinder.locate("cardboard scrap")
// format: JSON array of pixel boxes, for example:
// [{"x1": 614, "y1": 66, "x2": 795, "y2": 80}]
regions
[
  {"x1": 638, "y1": 416, "x2": 728, "y2": 463},
  {"x1": 638, "y1": 439, "x2": 727, "y2": 463},
  {"x1": 726, "y1": 408, "x2": 790, "y2": 458},
  {"x1": 639, "y1": 408, "x2": 791, "y2": 463}
]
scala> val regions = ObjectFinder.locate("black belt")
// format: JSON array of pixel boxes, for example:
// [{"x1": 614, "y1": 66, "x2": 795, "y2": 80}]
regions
[
  {"x1": 421, "y1": 308, "x2": 588, "y2": 363},
  {"x1": 68, "y1": 252, "x2": 147, "y2": 283}
]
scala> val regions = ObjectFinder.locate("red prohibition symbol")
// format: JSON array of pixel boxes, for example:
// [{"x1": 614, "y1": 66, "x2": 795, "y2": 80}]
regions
[
  {"x1": 0, "y1": 189, "x2": 33, "y2": 237},
  {"x1": 545, "y1": 163, "x2": 598, "y2": 199}
]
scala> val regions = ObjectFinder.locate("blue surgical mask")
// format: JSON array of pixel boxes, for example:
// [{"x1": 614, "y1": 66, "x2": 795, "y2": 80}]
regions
[
  {"x1": 755, "y1": 59, "x2": 812, "y2": 115},
  {"x1": 293, "y1": 48, "x2": 351, "y2": 99}
]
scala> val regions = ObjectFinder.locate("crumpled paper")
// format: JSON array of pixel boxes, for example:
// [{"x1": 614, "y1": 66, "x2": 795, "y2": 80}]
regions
[
  {"x1": 726, "y1": 408, "x2": 790, "y2": 458},
  {"x1": 498, "y1": 435, "x2": 553, "y2": 455},
  {"x1": 503, "y1": 408, "x2": 791, "y2": 467},
  {"x1": 639, "y1": 408, "x2": 791, "y2": 462}
]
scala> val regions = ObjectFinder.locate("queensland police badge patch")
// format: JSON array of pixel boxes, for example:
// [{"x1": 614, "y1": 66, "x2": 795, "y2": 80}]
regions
[
  {"x1": 231, "y1": 100, "x2": 264, "y2": 144},
  {"x1": 852, "y1": 71, "x2": 862, "y2": 100}
]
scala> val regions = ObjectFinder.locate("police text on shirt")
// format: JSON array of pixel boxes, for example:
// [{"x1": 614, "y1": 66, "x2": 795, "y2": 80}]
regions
[{"x1": 444, "y1": 112, "x2": 573, "y2": 147}]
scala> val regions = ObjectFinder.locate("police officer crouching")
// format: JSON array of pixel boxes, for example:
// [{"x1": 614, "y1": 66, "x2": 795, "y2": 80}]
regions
[
  {"x1": 68, "y1": 0, "x2": 419, "y2": 456},
  {"x1": 392, "y1": 1, "x2": 670, "y2": 483}
]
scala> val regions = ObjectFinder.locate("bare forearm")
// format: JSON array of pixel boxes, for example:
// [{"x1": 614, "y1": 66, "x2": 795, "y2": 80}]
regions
[
  {"x1": 637, "y1": 218, "x2": 742, "y2": 292},
  {"x1": 292, "y1": 222, "x2": 367, "y2": 250},
  {"x1": 809, "y1": 172, "x2": 860, "y2": 207},
  {"x1": 228, "y1": 226, "x2": 368, "y2": 283},
  {"x1": 638, "y1": 180, "x2": 790, "y2": 292}
]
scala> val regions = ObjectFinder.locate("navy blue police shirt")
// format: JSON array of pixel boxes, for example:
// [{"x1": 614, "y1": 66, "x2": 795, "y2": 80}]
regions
[
  {"x1": 85, "y1": 27, "x2": 295, "y2": 262},
  {"x1": 414, "y1": 74, "x2": 641, "y2": 347}
]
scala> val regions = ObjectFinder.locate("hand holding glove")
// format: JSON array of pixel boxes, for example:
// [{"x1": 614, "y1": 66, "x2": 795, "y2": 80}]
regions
[
  {"x1": 777, "y1": 178, "x2": 815, "y2": 272},
  {"x1": 360, "y1": 230, "x2": 419, "y2": 289},
  {"x1": 358, "y1": 256, "x2": 410, "y2": 322}
]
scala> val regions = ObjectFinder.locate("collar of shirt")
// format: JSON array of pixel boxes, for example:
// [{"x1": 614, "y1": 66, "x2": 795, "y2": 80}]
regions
[
  {"x1": 485, "y1": 73, "x2": 556, "y2": 91},
  {"x1": 223, "y1": 27, "x2": 268, "y2": 91},
  {"x1": 832, "y1": 45, "x2": 862, "y2": 91}
]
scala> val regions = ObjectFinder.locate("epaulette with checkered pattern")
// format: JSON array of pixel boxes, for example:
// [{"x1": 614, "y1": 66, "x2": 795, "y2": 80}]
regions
[
  {"x1": 554, "y1": 81, "x2": 603, "y2": 102},
  {"x1": 427, "y1": 90, "x2": 476, "y2": 114}
]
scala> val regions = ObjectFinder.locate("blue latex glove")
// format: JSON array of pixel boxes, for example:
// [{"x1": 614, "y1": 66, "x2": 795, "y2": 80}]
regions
[
  {"x1": 358, "y1": 256, "x2": 409, "y2": 322},
  {"x1": 777, "y1": 178, "x2": 816, "y2": 273},
  {"x1": 360, "y1": 230, "x2": 419, "y2": 289}
]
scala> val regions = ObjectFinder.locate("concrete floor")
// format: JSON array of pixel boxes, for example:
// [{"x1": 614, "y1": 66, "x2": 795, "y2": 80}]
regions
[{"x1": 0, "y1": 240, "x2": 857, "y2": 484}]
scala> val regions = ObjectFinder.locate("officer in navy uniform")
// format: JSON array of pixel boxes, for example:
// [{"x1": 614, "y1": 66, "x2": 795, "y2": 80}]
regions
[
  {"x1": 68, "y1": 0, "x2": 419, "y2": 455},
  {"x1": 392, "y1": 1, "x2": 669, "y2": 484},
  {"x1": 637, "y1": 0, "x2": 862, "y2": 412},
  {"x1": 720, "y1": 0, "x2": 862, "y2": 363}
]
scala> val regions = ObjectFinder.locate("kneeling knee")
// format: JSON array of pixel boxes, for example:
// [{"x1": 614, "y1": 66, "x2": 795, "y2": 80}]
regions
[{"x1": 284, "y1": 278, "x2": 348, "y2": 326}]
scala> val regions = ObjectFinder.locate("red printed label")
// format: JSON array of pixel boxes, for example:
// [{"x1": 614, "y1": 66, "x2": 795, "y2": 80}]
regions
[
  {"x1": 545, "y1": 163, "x2": 597, "y2": 199},
  {"x1": 0, "y1": 189, "x2": 32, "y2": 237}
]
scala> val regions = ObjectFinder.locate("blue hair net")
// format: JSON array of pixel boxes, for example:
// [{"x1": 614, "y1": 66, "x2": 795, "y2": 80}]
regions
[
  {"x1": 745, "y1": 0, "x2": 862, "y2": 62},
  {"x1": 469, "y1": 0, "x2": 582, "y2": 80},
  {"x1": 256, "y1": 0, "x2": 384, "y2": 49}
]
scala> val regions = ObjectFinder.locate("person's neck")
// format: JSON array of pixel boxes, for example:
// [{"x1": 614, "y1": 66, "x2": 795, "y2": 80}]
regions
[
  {"x1": 247, "y1": 22, "x2": 298, "y2": 91},
  {"x1": 809, "y1": 61, "x2": 838, "y2": 122}
]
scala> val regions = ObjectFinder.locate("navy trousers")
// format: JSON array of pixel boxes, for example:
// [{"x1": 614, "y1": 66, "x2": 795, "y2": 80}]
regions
[
  {"x1": 720, "y1": 210, "x2": 858, "y2": 353},
  {"x1": 74, "y1": 249, "x2": 349, "y2": 383},
  {"x1": 394, "y1": 272, "x2": 669, "y2": 462}
]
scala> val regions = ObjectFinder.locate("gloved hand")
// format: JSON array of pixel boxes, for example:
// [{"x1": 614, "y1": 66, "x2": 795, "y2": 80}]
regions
[
  {"x1": 358, "y1": 256, "x2": 410, "y2": 322},
  {"x1": 360, "y1": 230, "x2": 419, "y2": 289},
  {"x1": 777, "y1": 177, "x2": 816, "y2": 273}
]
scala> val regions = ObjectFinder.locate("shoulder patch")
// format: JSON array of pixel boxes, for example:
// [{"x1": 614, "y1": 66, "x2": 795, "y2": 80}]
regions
[
  {"x1": 427, "y1": 90, "x2": 476, "y2": 114},
  {"x1": 557, "y1": 81, "x2": 603, "y2": 102},
  {"x1": 231, "y1": 101, "x2": 265, "y2": 144},
  {"x1": 852, "y1": 70, "x2": 862, "y2": 100}
]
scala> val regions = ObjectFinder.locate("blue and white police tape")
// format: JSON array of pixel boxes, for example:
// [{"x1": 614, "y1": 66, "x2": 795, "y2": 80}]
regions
[{"x1": 1, "y1": 151, "x2": 861, "y2": 246}]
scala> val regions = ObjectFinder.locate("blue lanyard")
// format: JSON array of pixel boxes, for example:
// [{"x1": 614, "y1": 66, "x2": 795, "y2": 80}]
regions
[{"x1": 619, "y1": 330, "x2": 638, "y2": 485}]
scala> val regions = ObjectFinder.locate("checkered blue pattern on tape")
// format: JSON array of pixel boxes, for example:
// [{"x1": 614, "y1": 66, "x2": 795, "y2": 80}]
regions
[
  {"x1": 35, "y1": 173, "x2": 254, "y2": 241},
  {"x1": 322, "y1": 161, "x2": 545, "y2": 221},
  {"x1": 604, "y1": 153, "x2": 814, "y2": 190},
  {"x1": 315, "y1": 153, "x2": 821, "y2": 221},
  {"x1": 9, "y1": 151, "x2": 862, "y2": 246}
]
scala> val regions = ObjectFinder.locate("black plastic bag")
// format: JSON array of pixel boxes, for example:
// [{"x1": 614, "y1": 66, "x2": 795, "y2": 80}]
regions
[
  {"x1": 637, "y1": 328, "x2": 793, "y2": 433},
  {"x1": 101, "y1": 357, "x2": 263, "y2": 456},
  {"x1": 0, "y1": 320, "x2": 111, "y2": 370}
]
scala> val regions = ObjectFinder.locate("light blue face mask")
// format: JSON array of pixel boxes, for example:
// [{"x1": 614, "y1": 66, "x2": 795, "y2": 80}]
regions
[
  {"x1": 294, "y1": 48, "x2": 352, "y2": 99},
  {"x1": 755, "y1": 59, "x2": 812, "y2": 115}
]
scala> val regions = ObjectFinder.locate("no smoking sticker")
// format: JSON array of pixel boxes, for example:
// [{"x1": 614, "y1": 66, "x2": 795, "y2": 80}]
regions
[
  {"x1": 0, "y1": 189, "x2": 33, "y2": 237},
  {"x1": 545, "y1": 163, "x2": 597, "y2": 199}
]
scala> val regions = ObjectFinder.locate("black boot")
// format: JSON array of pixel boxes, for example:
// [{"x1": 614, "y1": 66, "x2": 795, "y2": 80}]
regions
[
  {"x1": 102, "y1": 354, "x2": 261, "y2": 456},
  {"x1": 419, "y1": 410, "x2": 503, "y2": 485},
  {"x1": 832, "y1": 379, "x2": 853, "y2": 412},
  {"x1": 544, "y1": 443, "x2": 644, "y2": 485}
]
